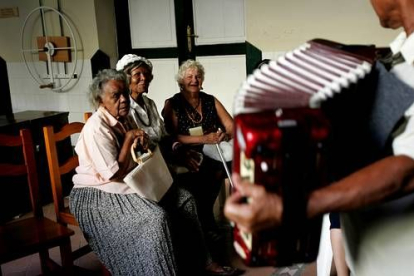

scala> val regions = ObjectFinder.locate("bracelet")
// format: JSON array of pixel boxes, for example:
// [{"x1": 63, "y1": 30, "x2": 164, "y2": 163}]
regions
[{"x1": 172, "y1": 142, "x2": 182, "y2": 151}]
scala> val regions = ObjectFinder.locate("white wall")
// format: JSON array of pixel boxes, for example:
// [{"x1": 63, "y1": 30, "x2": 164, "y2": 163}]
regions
[
  {"x1": 0, "y1": 0, "x2": 39, "y2": 61},
  {"x1": 0, "y1": 0, "x2": 101, "y2": 62},
  {"x1": 7, "y1": 60, "x2": 93, "y2": 123},
  {"x1": 148, "y1": 59, "x2": 179, "y2": 114},
  {"x1": 246, "y1": 0, "x2": 400, "y2": 52},
  {"x1": 197, "y1": 55, "x2": 246, "y2": 115},
  {"x1": 0, "y1": 0, "x2": 116, "y2": 123}
]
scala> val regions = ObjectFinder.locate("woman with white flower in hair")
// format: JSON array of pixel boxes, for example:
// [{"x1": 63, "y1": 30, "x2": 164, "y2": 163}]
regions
[
  {"x1": 114, "y1": 56, "x2": 241, "y2": 276},
  {"x1": 116, "y1": 54, "x2": 167, "y2": 143}
]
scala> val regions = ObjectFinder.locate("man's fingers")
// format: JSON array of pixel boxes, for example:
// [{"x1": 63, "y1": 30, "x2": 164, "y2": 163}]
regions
[
  {"x1": 224, "y1": 198, "x2": 255, "y2": 233},
  {"x1": 225, "y1": 190, "x2": 244, "y2": 204},
  {"x1": 232, "y1": 173, "x2": 265, "y2": 198}
]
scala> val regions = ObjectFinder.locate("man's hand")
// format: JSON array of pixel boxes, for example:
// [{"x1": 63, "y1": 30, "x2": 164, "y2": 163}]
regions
[{"x1": 224, "y1": 174, "x2": 283, "y2": 233}]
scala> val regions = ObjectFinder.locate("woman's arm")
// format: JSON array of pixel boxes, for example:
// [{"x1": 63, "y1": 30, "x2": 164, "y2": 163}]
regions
[
  {"x1": 177, "y1": 132, "x2": 223, "y2": 144},
  {"x1": 161, "y1": 99, "x2": 178, "y2": 135},
  {"x1": 215, "y1": 98, "x2": 233, "y2": 140},
  {"x1": 111, "y1": 128, "x2": 148, "y2": 180}
]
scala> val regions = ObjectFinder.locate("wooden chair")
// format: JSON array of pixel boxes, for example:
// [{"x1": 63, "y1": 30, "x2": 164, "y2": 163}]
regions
[
  {"x1": 43, "y1": 122, "x2": 89, "y2": 260},
  {"x1": 44, "y1": 116, "x2": 111, "y2": 275},
  {"x1": 0, "y1": 129, "x2": 74, "y2": 275},
  {"x1": 84, "y1": 112, "x2": 92, "y2": 122}
]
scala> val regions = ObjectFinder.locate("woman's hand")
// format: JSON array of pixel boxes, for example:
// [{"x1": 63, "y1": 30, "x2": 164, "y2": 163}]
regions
[
  {"x1": 203, "y1": 131, "x2": 225, "y2": 144},
  {"x1": 216, "y1": 128, "x2": 230, "y2": 142},
  {"x1": 172, "y1": 143, "x2": 202, "y2": 172},
  {"x1": 184, "y1": 149, "x2": 203, "y2": 172},
  {"x1": 113, "y1": 129, "x2": 149, "y2": 180},
  {"x1": 126, "y1": 129, "x2": 149, "y2": 150}
]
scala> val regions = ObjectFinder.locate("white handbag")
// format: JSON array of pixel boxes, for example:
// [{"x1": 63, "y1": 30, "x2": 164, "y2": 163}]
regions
[{"x1": 123, "y1": 145, "x2": 173, "y2": 202}]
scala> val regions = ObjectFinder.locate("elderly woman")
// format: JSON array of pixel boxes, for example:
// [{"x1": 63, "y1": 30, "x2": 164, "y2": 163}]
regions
[
  {"x1": 162, "y1": 59, "x2": 234, "y2": 242},
  {"x1": 69, "y1": 69, "x2": 236, "y2": 276},
  {"x1": 116, "y1": 54, "x2": 167, "y2": 143}
]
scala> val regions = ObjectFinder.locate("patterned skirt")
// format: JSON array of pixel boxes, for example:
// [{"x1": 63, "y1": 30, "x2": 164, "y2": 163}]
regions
[{"x1": 70, "y1": 185, "x2": 210, "y2": 276}]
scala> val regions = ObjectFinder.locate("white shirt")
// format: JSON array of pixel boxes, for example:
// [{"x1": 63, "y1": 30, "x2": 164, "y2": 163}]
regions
[
  {"x1": 391, "y1": 32, "x2": 414, "y2": 158},
  {"x1": 343, "y1": 32, "x2": 414, "y2": 276},
  {"x1": 129, "y1": 94, "x2": 168, "y2": 143}
]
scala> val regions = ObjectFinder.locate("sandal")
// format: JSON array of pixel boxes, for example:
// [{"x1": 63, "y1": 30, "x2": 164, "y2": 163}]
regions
[
  {"x1": 206, "y1": 230, "x2": 225, "y2": 244},
  {"x1": 205, "y1": 262, "x2": 244, "y2": 276}
]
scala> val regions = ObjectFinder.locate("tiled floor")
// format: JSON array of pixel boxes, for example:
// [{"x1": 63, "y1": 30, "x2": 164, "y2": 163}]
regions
[{"x1": 1, "y1": 197, "x2": 317, "y2": 276}]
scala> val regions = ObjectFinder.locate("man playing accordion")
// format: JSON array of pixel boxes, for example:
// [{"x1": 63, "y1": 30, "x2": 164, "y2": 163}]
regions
[{"x1": 225, "y1": 0, "x2": 414, "y2": 275}]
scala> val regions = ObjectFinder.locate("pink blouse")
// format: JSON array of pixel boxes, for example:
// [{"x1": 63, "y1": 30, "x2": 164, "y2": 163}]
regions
[{"x1": 72, "y1": 107, "x2": 136, "y2": 194}]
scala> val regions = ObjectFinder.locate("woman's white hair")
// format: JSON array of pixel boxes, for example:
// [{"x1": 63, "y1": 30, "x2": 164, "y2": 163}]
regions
[
  {"x1": 88, "y1": 69, "x2": 128, "y2": 109},
  {"x1": 175, "y1": 59, "x2": 205, "y2": 84}
]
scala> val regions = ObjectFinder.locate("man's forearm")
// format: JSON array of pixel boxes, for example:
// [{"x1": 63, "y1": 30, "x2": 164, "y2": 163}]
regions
[{"x1": 307, "y1": 155, "x2": 414, "y2": 218}]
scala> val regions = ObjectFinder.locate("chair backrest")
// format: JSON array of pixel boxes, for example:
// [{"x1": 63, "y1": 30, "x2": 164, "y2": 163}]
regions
[
  {"x1": 0, "y1": 129, "x2": 42, "y2": 219},
  {"x1": 43, "y1": 117, "x2": 110, "y2": 272},
  {"x1": 84, "y1": 112, "x2": 92, "y2": 122},
  {"x1": 43, "y1": 122, "x2": 84, "y2": 226}
]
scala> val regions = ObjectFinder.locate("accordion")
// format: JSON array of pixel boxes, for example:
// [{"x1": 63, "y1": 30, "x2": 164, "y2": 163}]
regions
[{"x1": 232, "y1": 39, "x2": 375, "y2": 266}]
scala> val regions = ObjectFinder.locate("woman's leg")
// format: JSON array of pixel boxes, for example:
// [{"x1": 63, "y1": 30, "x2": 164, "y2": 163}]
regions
[
  {"x1": 329, "y1": 213, "x2": 349, "y2": 276},
  {"x1": 161, "y1": 185, "x2": 242, "y2": 276},
  {"x1": 173, "y1": 169, "x2": 220, "y2": 233},
  {"x1": 70, "y1": 188, "x2": 178, "y2": 276},
  {"x1": 196, "y1": 157, "x2": 227, "y2": 232},
  {"x1": 161, "y1": 185, "x2": 211, "y2": 274}
]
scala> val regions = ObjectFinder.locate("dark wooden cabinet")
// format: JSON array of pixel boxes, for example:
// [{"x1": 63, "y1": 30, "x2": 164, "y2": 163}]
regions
[{"x1": 0, "y1": 111, "x2": 70, "y2": 223}]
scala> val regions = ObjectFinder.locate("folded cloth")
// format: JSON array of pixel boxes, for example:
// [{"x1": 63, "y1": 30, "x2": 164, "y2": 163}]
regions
[{"x1": 202, "y1": 139, "x2": 233, "y2": 162}]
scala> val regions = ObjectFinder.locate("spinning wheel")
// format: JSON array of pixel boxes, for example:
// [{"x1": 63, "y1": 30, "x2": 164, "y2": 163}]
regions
[{"x1": 21, "y1": 6, "x2": 79, "y2": 91}]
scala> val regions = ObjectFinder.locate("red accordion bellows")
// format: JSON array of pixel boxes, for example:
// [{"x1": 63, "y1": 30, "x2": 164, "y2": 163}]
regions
[{"x1": 232, "y1": 39, "x2": 375, "y2": 266}]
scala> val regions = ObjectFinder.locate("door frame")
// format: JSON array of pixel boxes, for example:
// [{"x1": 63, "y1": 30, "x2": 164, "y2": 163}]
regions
[{"x1": 113, "y1": 0, "x2": 261, "y2": 73}]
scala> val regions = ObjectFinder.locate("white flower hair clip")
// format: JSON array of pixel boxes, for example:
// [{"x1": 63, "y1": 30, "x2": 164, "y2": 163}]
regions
[{"x1": 116, "y1": 54, "x2": 153, "y2": 72}]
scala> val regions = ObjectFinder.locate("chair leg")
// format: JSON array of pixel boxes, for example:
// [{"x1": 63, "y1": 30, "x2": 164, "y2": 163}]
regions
[
  {"x1": 39, "y1": 249, "x2": 51, "y2": 274},
  {"x1": 60, "y1": 238, "x2": 74, "y2": 275}
]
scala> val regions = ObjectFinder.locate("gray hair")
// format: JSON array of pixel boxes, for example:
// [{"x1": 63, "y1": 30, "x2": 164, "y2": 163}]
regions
[
  {"x1": 123, "y1": 60, "x2": 153, "y2": 75},
  {"x1": 88, "y1": 69, "x2": 128, "y2": 109},
  {"x1": 175, "y1": 59, "x2": 205, "y2": 84}
]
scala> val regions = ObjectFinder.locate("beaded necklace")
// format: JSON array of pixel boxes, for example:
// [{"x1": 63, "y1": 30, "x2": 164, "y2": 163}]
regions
[{"x1": 184, "y1": 97, "x2": 203, "y2": 124}]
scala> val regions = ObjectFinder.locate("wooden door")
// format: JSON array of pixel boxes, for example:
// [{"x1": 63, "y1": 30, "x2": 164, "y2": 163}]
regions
[{"x1": 114, "y1": 0, "x2": 260, "y2": 113}]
